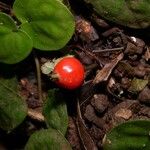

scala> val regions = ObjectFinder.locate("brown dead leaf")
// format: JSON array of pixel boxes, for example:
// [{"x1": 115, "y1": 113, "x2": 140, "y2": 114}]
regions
[
  {"x1": 93, "y1": 53, "x2": 124, "y2": 84},
  {"x1": 76, "y1": 100, "x2": 98, "y2": 150},
  {"x1": 144, "y1": 46, "x2": 150, "y2": 61},
  {"x1": 115, "y1": 108, "x2": 132, "y2": 120}
]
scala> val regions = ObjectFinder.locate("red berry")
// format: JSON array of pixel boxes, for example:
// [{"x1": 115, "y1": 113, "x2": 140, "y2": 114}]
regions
[{"x1": 53, "y1": 57, "x2": 84, "y2": 90}]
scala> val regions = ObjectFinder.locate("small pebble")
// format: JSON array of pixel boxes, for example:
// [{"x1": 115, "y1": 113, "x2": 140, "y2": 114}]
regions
[
  {"x1": 138, "y1": 86, "x2": 150, "y2": 105},
  {"x1": 91, "y1": 94, "x2": 109, "y2": 114}
]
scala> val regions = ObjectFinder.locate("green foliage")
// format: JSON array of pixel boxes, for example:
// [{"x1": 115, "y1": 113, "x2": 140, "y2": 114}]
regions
[
  {"x1": 0, "y1": 1, "x2": 74, "y2": 145},
  {"x1": 0, "y1": 0, "x2": 75, "y2": 64},
  {"x1": 84, "y1": 0, "x2": 150, "y2": 28},
  {"x1": 103, "y1": 120, "x2": 150, "y2": 150},
  {"x1": 25, "y1": 128, "x2": 72, "y2": 150},
  {"x1": 0, "y1": 13, "x2": 33, "y2": 64},
  {"x1": 0, "y1": 77, "x2": 27, "y2": 131},
  {"x1": 13, "y1": 0, "x2": 75, "y2": 50},
  {"x1": 43, "y1": 89, "x2": 68, "y2": 135}
]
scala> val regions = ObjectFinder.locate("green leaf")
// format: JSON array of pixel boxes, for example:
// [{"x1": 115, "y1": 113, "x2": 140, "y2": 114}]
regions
[
  {"x1": 25, "y1": 128, "x2": 72, "y2": 150},
  {"x1": 43, "y1": 89, "x2": 68, "y2": 135},
  {"x1": 128, "y1": 78, "x2": 148, "y2": 93},
  {"x1": 0, "y1": 77, "x2": 27, "y2": 131},
  {"x1": 103, "y1": 120, "x2": 150, "y2": 150},
  {"x1": 0, "y1": 12, "x2": 33, "y2": 64},
  {"x1": 13, "y1": 0, "x2": 75, "y2": 50},
  {"x1": 0, "y1": 13, "x2": 17, "y2": 31},
  {"x1": 84, "y1": 0, "x2": 150, "y2": 28}
]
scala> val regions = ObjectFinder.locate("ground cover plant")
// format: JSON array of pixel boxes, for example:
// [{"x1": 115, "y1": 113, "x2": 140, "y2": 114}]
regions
[{"x1": 0, "y1": 0, "x2": 150, "y2": 149}]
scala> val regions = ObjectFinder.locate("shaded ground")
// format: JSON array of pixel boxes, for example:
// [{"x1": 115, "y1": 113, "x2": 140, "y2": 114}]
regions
[{"x1": 0, "y1": 0, "x2": 150, "y2": 149}]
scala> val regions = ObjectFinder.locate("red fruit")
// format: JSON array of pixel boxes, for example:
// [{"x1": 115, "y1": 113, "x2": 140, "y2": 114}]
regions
[{"x1": 53, "y1": 56, "x2": 84, "y2": 90}]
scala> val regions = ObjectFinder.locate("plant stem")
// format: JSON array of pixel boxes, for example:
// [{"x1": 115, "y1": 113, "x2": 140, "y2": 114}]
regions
[{"x1": 33, "y1": 50, "x2": 43, "y2": 103}]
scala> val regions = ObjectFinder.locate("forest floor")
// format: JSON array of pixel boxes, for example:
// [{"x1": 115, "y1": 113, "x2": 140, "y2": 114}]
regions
[{"x1": 0, "y1": 0, "x2": 150, "y2": 149}]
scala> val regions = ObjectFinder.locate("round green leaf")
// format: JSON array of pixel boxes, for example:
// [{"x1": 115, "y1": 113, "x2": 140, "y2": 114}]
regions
[
  {"x1": 43, "y1": 89, "x2": 68, "y2": 135},
  {"x1": 103, "y1": 120, "x2": 150, "y2": 150},
  {"x1": 25, "y1": 129, "x2": 72, "y2": 150},
  {"x1": 84, "y1": 0, "x2": 150, "y2": 28},
  {"x1": 0, "y1": 77, "x2": 27, "y2": 131},
  {"x1": 13, "y1": 0, "x2": 75, "y2": 50},
  {"x1": 0, "y1": 12, "x2": 33, "y2": 64},
  {"x1": 0, "y1": 12, "x2": 17, "y2": 31}
]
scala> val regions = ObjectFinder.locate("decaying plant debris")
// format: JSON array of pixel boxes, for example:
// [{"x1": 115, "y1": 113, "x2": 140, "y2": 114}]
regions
[
  {"x1": 66, "y1": 1, "x2": 150, "y2": 149},
  {"x1": 0, "y1": 0, "x2": 150, "y2": 149}
]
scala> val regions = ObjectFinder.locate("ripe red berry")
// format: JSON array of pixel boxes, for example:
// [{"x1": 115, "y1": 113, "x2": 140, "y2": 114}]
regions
[{"x1": 53, "y1": 56, "x2": 84, "y2": 90}]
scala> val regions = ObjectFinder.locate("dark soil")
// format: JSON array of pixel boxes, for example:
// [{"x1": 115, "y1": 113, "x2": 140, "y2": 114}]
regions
[
  {"x1": 66, "y1": 1, "x2": 150, "y2": 150},
  {"x1": 0, "y1": 0, "x2": 150, "y2": 150}
]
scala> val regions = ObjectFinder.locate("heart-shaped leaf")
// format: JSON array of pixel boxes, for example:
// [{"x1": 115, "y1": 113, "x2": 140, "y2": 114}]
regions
[
  {"x1": 43, "y1": 89, "x2": 68, "y2": 135},
  {"x1": 103, "y1": 120, "x2": 150, "y2": 150},
  {"x1": 0, "y1": 77, "x2": 27, "y2": 131},
  {"x1": 0, "y1": 12, "x2": 33, "y2": 64},
  {"x1": 84, "y1": 0, "x2": 150, "y2": 28},
  {"x1": 25, "y1": 128, "x2": 72, "y2": 150},
  {"x1": 13, "y1": 0, "x2": 75, "y2": 50}
]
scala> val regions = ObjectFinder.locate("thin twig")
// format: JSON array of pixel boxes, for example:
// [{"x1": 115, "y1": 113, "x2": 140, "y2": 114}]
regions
[
  {"x1": 80, "y1": 91, "x2": 94, "y2": 106},
  {"x1": 33, "y1": 50, "x2": 43, "y2": 103},
  {"x1": 0, "y1": 2, "x2": 11, "y2": 11},
  {"x1": 93, "y1": 47, "x2": 124, "y2": 53},
  {"x1": 74, "y1": 45, "x2": 104, "y2": 67}
]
